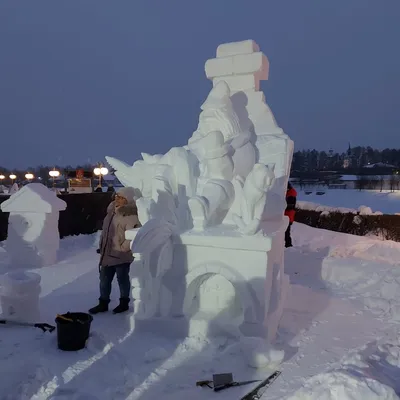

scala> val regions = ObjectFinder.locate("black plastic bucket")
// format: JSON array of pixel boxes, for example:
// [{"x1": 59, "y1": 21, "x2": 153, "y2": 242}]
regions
[{"x1": 55, "y1": 312, "x2": 93, "y2": 351}]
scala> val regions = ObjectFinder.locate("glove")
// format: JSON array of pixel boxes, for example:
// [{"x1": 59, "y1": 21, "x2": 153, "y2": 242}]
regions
[{"x1": 96, "y1": 249, "x2": 100, "y2": 254}]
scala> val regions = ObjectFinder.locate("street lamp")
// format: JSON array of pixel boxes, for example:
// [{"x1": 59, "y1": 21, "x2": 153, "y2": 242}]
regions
[
  {"x1": 93, "y1": 166, "x2": 108, "y2": 190},
  {"x1": 25, "y1": 173, "x2": 34, "y2": 182},
  {"x1": 49, "y1": 169, "x2": 60, "y2": 188},
  {"x1": 9, "y1": 174, "x2": 16, "y2": 183},
  {"x1": 0, "y1": 174, "x2": 5, "y2": 182}
]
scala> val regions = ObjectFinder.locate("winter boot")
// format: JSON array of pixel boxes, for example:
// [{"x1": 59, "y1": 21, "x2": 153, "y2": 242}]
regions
[
  {"x1": 113, "y1": 298, "x2": 130, "y2": 314},
  {"x1": 89, "y1": 298, "x2": 109, "y2": 314}
]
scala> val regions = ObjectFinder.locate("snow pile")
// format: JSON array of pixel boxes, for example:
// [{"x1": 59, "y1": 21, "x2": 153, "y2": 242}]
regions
[
  {"x1": 239, "y1": 337, "x2": 284, "y2": 368},
  {"x1": 292, "y1": 222, "x2": 400, "y2": 265},
  {"x1": 297, "y1": 188, "x2": 400, "y2": 215},
  {"x1": 297, "y1": 201, "x2": 383, "y2": 215},
  {"x1": 286, "y1": 335, "x2": 400, "y2": 400},
  {"x1": 297, "y1": 200, "x2": 357, "y2": 214},
  {"x1": 286, "y1": 370, "x2": 398, "y2": 400},
  {"x1": 292, "y1": 222, "x2": 400, "y2": 322}
]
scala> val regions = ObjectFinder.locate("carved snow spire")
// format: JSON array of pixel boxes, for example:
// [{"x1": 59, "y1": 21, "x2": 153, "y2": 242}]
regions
[{"x1": 200, "y1": 80, "x2": 231, "y2": 110}]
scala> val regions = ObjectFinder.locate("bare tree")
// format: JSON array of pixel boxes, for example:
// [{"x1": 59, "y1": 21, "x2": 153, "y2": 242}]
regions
[
  {"x1": 379, "y1": 175, "x2": 385, "y2": 192},
  {"x1": 390, "y1": 173, "x2": 400, "y2": 192},
  {"x1": 356, "y1": 175, "x2": 367, "y2": 191}
]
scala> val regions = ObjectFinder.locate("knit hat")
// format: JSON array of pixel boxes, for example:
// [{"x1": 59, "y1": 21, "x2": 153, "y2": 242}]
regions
[{"x1": 117, "y1": 187, "x2": 136, "y2": 203}]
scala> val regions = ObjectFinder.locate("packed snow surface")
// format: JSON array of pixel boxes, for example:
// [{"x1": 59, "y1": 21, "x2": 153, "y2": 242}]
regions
[{"x1": 0, "y1": 224, "x2": 400, "y2": 399}]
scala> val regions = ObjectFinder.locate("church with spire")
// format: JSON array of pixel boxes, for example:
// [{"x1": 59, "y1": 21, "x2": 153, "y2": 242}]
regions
[{"x1": 343, "y1": 143, "x2": 352, "y2": 168}]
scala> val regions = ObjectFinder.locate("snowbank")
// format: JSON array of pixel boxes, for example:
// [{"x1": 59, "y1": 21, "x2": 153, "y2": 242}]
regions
[
  {"x1": 297, "y1": 201, "x2": 382, "y2": 215},
  {"x1": 297, "y1": 188, "x2": 400, "y2": 215},
  {"x1": 286, "y1": 335, "x2": 400, "y2": 400},
  {"x1": 286, "y1": 370, "x2": 398, "y2": 400}
]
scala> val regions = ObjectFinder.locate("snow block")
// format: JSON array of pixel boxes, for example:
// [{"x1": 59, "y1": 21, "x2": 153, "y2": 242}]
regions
[
  {"x1": 0, "y1": 271, "x2": 41, "y2": 323},
  {"x1": 216, "y1": 40, "x2": 260, "y2": 58},
  {"x1": 205, "y1": 57, "x2": 234, "y2": 78},
  {"x1": 205, "y1": 52, "x2": 269, "y2": 80},
  {"x1": 234, "y1": 52, "x2": 269, "y2": 80}
]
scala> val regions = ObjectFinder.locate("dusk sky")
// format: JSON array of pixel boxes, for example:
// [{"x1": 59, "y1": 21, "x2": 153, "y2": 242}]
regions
[{"x1": 1, "y1": 1, "x2": 399, "y2": 169}]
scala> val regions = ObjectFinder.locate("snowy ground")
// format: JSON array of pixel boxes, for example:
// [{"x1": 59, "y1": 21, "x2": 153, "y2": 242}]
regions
[
  {"x1": 0, "y1": 225, "x2": 400, "y2": 399},
  {"x1": 297, "y1": 188, "x2": 400, "y2": 214}
]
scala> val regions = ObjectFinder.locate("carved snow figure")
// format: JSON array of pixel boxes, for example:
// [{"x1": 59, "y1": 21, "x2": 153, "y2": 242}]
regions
[
  {"x1": 107, "y1": 147, "x2": 198, "y2": 229},
  {"x1": 189, "y1": 81, "x2": 256, "y2": 179},
  {"x1": 188, "y1": 130, "x2": 235, "y2": 229},
  {"x1": 232, "y1": 163, "x2": 275, "y2": 235},
  {"x1": 106, "y1": 155, "x2": 157, "y2": 199}
]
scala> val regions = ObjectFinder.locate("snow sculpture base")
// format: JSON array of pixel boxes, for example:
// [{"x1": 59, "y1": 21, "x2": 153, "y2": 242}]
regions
[
  {"x1": 129, "y1": 219, "x2": 289, "y2": 341},
  {"x1": 0, "y1": 270, "x2": 41, "y2": 323}
]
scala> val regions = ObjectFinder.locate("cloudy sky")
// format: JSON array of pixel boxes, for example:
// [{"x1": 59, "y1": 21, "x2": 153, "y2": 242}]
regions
[{"x1": 1, "y1": 0, "x2": 399, "y2": 168}]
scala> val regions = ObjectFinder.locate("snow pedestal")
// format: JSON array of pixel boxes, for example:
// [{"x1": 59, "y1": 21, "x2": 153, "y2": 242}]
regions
[
  {"x1": 0, "y1": 183, "x2": 67, "y2": 268},
  {"x1": 0, "y1": 270, "x2": 41, "y2": 323},
  {"x1": 128, "y1": 220, "x2": 289, "y2": 341}
]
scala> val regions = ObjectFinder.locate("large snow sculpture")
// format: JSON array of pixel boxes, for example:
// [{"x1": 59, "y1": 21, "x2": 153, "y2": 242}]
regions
[
  {"x1": 1, "y1": 183, "x2": 67, "y2": 268},
  {"x1": 107, "y1": 40, "x2": 293, "y2": 347}
]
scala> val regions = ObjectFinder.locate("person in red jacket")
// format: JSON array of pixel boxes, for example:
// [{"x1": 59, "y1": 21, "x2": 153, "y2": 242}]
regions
[{"x1": 284, "y1": 182, "x2": 297, "y2": 248}]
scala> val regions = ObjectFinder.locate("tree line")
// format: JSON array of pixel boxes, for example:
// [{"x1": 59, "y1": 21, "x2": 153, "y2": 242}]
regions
[{"x1": 292, "y1": 146, "x2": 400, "y2": 172}]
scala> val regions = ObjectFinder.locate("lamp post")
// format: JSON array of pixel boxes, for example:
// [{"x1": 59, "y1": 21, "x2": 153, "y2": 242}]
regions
[
  {"x1": 93, "y1": 166, "x2": 108, "y2": 191},
  {"x1": 49, "y1": 169, "x2": 60, "y2": 188},
  {"x1": 9, "y1": 174, "x2": 16, "y2": 184},
  {"x1": 0, "y1": 174, "x2": 5, "y2": 183},
  {"x1": 25, "y1": 173, "x2": 34, "y2": 182}
]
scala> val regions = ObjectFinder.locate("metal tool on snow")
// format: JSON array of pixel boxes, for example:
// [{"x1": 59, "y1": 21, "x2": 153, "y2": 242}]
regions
[
  {"x1": 196, "y1": 370, "x2": 281, "y2": 398},
  {"x1": 196, "y1": 373, "x2": 262, "y2": 392},
  {"x1": 0, "y1": 319, "x2": 55, "y2": 332}
]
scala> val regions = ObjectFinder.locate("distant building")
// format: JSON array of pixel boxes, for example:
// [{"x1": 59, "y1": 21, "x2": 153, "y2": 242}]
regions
[{"x1": 363, "y1": 162, "x2": 396, "y2": 169}]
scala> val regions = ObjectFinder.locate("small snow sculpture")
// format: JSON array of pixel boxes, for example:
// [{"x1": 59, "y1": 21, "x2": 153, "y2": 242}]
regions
[
  {"x1": 0, "y1": 183, "x2": 67, "y2": 268},
  {"x1": 232, "y1": 163, "x2": 275, "y2": 235},
  {"x1": 110, "y1": 40, "x2": 294, "y2": 352}
]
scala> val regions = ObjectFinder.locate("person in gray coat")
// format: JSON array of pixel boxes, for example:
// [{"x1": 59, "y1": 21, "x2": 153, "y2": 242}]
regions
[{"x1": 89, "y1": 187, "x2": 141, "y2": 314}]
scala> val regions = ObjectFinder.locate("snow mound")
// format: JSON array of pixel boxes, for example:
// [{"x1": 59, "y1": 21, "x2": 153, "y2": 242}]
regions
[
  {"x1": 239, "y1": 337, "x2": 284, "y2": 368},
  {"x1": 287, "y1": 335, "x2": 400, "y2": 400},
  {"x1": 297, "y1": 200, "x2": 383, "y2": 215},
  {"x1": 329, "y1": 240, "x2": 400, "y2": 266},
  {"x1": 297, "y1": 201, "x2": 357, "y2": 214},
  {"x1": 286, "y1": 370, "x2": 399, "y2": 400}
]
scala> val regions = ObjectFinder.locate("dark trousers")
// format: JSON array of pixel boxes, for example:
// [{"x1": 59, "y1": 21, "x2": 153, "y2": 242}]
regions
[
  {"x1": 99, "y1": 263, "x2": 131, "y2": 301},
  {"x1": 285, "y1": 222, "x2": 293, "y2": 248}
]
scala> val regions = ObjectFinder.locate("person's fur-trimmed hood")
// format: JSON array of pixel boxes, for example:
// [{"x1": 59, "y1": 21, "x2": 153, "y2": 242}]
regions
[{"x1": 107, "y1": 201, "x2": 138, "y2": 217}]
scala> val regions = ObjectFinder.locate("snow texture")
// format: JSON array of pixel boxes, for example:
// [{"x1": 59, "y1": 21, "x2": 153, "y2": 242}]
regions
[{"x1": 0, "y1": 222, "x2": 400, "y2": 398}]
